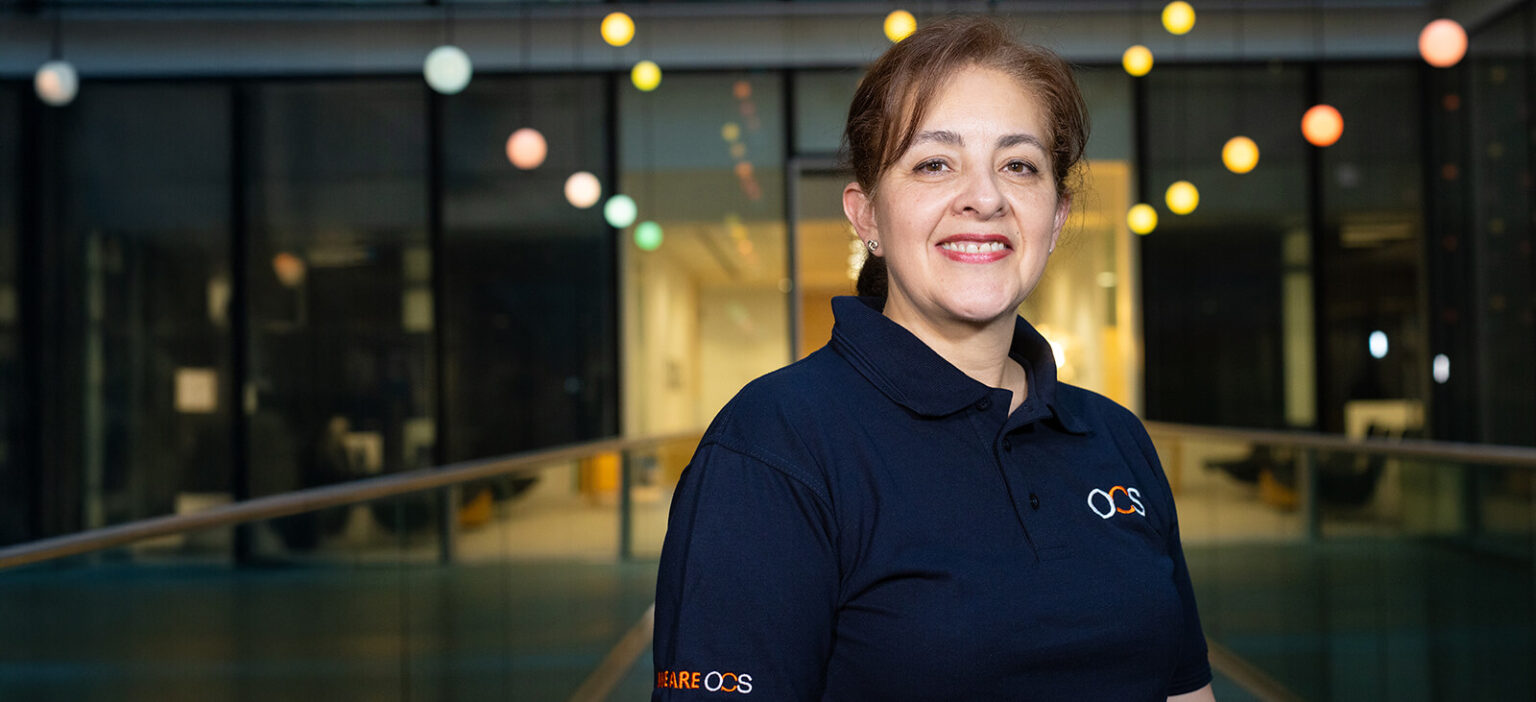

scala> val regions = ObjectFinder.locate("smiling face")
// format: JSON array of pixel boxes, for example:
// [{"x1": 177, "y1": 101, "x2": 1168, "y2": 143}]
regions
[{"x1": 845, "y1": 64, "x2": 1071, "y2": 333}]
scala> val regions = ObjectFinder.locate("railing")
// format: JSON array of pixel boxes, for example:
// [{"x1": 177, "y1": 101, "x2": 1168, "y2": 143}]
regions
[
  {"x1": 1147, "y1": 422, "x2": 1536, "y2": 702},
  {"x1": 4, "y1": 423, "x2": 1534, "y2": 701},
  {"x1": 0, "y1": 431, "x2": 702, "y2": 702}
]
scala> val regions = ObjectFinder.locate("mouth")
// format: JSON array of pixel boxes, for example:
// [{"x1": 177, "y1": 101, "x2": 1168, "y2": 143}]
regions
[{"x1": 936, "y1": 234, "x2": 1012, "y2": 262}]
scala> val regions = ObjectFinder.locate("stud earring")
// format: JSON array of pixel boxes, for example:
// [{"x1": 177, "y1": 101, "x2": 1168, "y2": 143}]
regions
[{"x1": 866, "y1": 240, "x2": 880, "y2": 251}]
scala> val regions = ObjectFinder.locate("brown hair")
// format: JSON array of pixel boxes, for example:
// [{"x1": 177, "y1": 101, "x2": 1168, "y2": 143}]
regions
[{"x1": 844, "y1": 16, "x2": 1090, "y2": 297}]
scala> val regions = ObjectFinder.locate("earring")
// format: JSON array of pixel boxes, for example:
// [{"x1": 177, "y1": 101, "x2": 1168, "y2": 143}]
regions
[{"x1": 866, "y1": 240, "x2": 880, "y2": 251}]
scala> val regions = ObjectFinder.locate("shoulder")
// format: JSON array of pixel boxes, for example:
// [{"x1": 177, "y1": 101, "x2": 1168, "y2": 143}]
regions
[
  {"x1": 1054, "y1": 383, "x2": 1167, "y2": 485},
  {"x1": 695, "y1": 347, "x2": 859, "y2": 503}
]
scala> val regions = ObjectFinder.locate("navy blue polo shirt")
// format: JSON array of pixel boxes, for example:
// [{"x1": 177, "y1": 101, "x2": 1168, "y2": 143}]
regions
[{"x1": 653, "y1": 296, "x2": 1211, "y2": 700}]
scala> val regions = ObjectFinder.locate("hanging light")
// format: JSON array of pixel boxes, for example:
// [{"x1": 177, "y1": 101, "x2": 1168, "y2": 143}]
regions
[
  {"x1": 1165, "y1": 181, "x2": 1199, "y2": 215},
  {"x1": 884, "y1": 10, "x2": 917, "y2": 43},
  {"x1": 631, "y1": 60, "x2": 662, "y2": 92},
  {"x1": 634, "y1": 221, "x2": 664, "y2": 251},
  {"x1": 1222, "y1": 136, "x2": 1259, "y2": 174},
  {"x1": 34, "y1": 60, "x2": 78, "y2": 107},
  {"x1": 1162, "y1": 1, "x2": 1196, "y2": 35},
  {"x1": 1369, "y1": 331, "x2": 1389, "y2": 359},
  {"x1": 506, "y1": 128, "x2": 547, "y2": 170},
  {"x1": 604, "y1": 194, "x2": 638, "y2": 229},
  {"x1": 600, "y1": 12, "x2": 636, "y2": 47},
  {"x1": 1432, "y1": 354, "x2": 1451, "y2": 383},
  {"x1": 423, "y1": 45, "x2": 472, "y2": 95},
  {"x1": 564, "y1": 172, "x2": 602, "y2": 209},
  {"x1": 1122, "y1": 45, "x2": 1154, "y2": 77},
  {"x1": 1127, "y1": 204, "x2": 1158, "y2": 235},
  {"x1": 1301, "y1": 104, "x2": 1344, "y2": 147},
  {"x1": 1419, "y1": 19, "x2": 1468, "y2": 68}
]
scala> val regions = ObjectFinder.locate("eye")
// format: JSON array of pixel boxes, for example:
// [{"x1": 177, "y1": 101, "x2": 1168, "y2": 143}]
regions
[
  {"x1": 1004, "y1": 160, "x2": 1039, "y2": 175},
  {"x1": 914, "y1": 159, "x2": 949, "y2": 173}
]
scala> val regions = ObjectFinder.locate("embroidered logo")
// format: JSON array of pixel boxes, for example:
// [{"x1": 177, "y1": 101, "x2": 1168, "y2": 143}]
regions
[
  {"x1": 1087, "y1": 485, "x2": 1145, "y2": 519},
  {"x1": 657, "y1": 670, "x2": 753, "y2": 694}
]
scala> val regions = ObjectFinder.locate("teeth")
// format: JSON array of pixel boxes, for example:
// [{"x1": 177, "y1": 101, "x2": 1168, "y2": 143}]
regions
[{"x1": 941, "y1": 241, "x2": 1007, "y2": 253}]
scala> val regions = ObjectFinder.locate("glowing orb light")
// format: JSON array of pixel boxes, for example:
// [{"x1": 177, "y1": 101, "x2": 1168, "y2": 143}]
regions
[
  {"x1": 631, "y1": 61, "x2": 662, "y2": 92},
  {"x1": 604, "y1": 194, "x2": 638, "y2": 229},
  {"x1": 1162, "y1": 1, "x2": 1196, "y2": 35},
  {"x1": 635, "y1": 221, "x2": 664, "y2": 251},
  {"x1": 1433, "y1": 354, "x2": 1450, "y2": 383},
  {"x1": 1419, "y1": 19, "x2": 1468, "y2": 68},
  {"x1": 564, "y1": 172, "x2": 602, "y2": 209},
  {"x1": 1127, "y1": 203, "x2": 1158, "y2": 235},
  {"x1": 1369, "y1": 331, "x2": 1389, "y2": 359},
  {"x1": 272, "y1": 252, "x2": 306, "y2": 288},
  {"x1": 722, "y1": 122, "x2": 741, "y2": 143},
  {"x1": 1222, "y1": 136, "x2": 1260, "y2": 174},
  {"x1": 506, "y1": 128, "x2": 547, "y2": 170},
  {"x1": 1122, "y1": 45, "x2": 1154, "y2": 77},
  {"x1": 34, "y1": 60, "x2": 78, "y2": 107},
  {"x1": 885, "y1": 10, "x2": 917, "y2": 43},
  {"x1": 601, "y1": 12, "x2": 635, "y2": 47},
  {"x1": 1301, "y1": 104, "x2": 1344, "y2": 147},
  {"x1": 1165, "y1": 181, "x2": 1199, "y2": 215},
  {"x1": 424, "y1": 45, "x2": 472, "y2": 95}
]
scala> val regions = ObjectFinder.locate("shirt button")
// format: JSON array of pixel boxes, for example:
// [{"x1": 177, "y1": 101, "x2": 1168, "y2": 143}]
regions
[
  {"x1": 1029, "y1": 493, "x2": 1040, "y2": 510},
  {"x1": 1001, "y1": 439, "x2": 1012, "y2": 452},
  {"x1": 976, "y1": 398, "x2": 991, "y2": 411}
]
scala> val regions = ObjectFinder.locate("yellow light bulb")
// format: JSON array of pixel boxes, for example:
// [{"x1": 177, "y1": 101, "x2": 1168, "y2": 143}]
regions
[
  {"x1": 1222, "y1": 136, "x2": 1259, "y2": 174},
  {"x1": 601, "y1": 12, "x2": 635, "y2": 47},
  {"x1": 1301, "y1": 104, "x2": 1344, "y2": 147},
  {"x1": 1122, "y1": 45, "x2": 1154, "y2": 77},
  {"x1": 1162, "y1": 1, "x2": 1196, "y2": 36},
  {"x1": 1127, "y1": 204, "x2": 1158, "y2": 235},
  {"x1": 1165, "y1": 181, "x2": 1199, "y2": 215},
  {"x1": 631, "y1": 61, "x2": 662, "y2": 92},
  {"x1": 884, "y1": 10, "x2": 917, "y2": 43}
]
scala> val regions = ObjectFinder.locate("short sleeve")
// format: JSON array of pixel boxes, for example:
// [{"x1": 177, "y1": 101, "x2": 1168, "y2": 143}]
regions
[
  {"x1": 1131, "y1": 425, "x2": 1213, "y2": 695},
  {"x1": 652, "y1": 441, "x2": 839, "y2": 701}
]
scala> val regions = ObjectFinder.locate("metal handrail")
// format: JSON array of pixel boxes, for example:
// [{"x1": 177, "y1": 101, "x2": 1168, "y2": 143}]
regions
[
  {"x1": 0, "y1": 430, "x2": 702, "y2": 572},
  {"x1": 1145, "y1": 421, "x2": 1536, "y2": 469}
]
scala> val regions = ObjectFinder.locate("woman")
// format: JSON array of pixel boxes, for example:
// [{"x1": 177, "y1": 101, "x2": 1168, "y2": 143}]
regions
[{"x1": 653, "y1": 16, "x2": 1214, "y2": 701}]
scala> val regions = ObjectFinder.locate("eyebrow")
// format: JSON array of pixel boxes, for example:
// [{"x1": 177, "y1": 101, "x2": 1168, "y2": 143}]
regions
[{"x1": 911, "y1": 130, "x2": 1045, "y2": 151}]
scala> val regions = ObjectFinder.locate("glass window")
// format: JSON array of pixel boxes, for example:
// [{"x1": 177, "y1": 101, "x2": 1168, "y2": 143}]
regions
[
  {"x1": 793, "y1": 70, "x2": 861, "y2": 155},
  {"x1": 244, "y1": 80, "x2": 433, "y2": 550},
  {"x1": 1142, "y1": 64, "x2": 1311, "y2": 429},
  {"x1": 0, "y1": 86, "x2": 21, "y2": 544},
  {"x1": 441, "y1": 75, "x2": 617, "y2": 459},
  {"x1": 58, "y1": 83, "x2": 234, "y2": 529},
  {"x1": 621, "y1": 72, "x2": 788, "y2": 435}
]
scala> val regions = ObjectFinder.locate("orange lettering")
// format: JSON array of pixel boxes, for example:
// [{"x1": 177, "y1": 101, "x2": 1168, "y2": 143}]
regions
[{"x1": 690, "y1": 671, "x2": 701, "y2": 689}]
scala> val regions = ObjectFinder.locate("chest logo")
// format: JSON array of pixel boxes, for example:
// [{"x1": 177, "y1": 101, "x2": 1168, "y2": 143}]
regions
[{"x1": 1087, "y1": 485, "x2": 1145, "y2": 519}]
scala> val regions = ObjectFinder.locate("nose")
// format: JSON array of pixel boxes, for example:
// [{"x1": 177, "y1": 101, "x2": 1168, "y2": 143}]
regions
[{"x1": 955, "y1": 167, "x2": 1006, "y2": 219}]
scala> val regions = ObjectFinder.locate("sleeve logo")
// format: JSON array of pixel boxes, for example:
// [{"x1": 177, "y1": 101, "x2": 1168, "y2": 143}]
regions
[
  {"x1": 1086, "y1": 485, "x2": 1145, "y2": 519},
  {"x1": 657, "y1": 670, "x2": 753, "y2": 694}
]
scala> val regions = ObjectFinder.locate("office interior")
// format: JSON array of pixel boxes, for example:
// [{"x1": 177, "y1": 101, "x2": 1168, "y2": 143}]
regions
[{"x1": 0, "y1": 1, "x2": 1533, "y2": 700}]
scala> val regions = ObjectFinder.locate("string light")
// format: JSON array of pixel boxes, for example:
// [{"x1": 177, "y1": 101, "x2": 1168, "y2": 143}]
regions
[
  {"x1": 506, "y1": 128, "x2": 547, "y2": 170},
  {"x1": 564, "y1": 172, "x2": 602, "y2": 209},
  {"x1": 1301, "y1": 104, "x2": 1344, "y2": 147},
  {"x1": 423, "y1": 45, "x2": 472, "y2": 95},
  {"x1": 33, "y1": 60, "x2": 78, "y2": 106},
  {"x1": 1162, "y1": 1, "x2": 1196, "y2": 35},
  {"x1": 884, "y1": 10, "x2": 917, "y2": 43},
  {"x1": 1222, "y1": 136, "x2": 1259, "y2": 174},
  {"x1": 1127, "y1": 204, "x2": 1158, "y2": 235},
  {"x1": 634, "y1": 221, "x2": 664, "y2": 251},
  {"x1": 1122, "y1": 45, "x2": 1154, "y2": 77},
  {"x1": 604, "y1": 195, "x2": 638, "y2": 229},
  {"x1": 1419, "y1": 19, "x2": 1468, "y2": 68},
  {"x1": 601, "y1": 12, "x2": 635, "y2": 47},
  {"x1": 631, "y1": 60, "x2": 662, "y2": 91},
  {"x1": 1165, "y1": 181, "x2": 1199, "y2": 215}
]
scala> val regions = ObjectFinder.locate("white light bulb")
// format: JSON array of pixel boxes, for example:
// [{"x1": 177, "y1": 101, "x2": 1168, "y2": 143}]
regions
[
  {"x1": 1433, "y1": 354, "x2": 1451, "y2": 384},
  {"x1": 34, "y1": 60, "x2": 79, "y2": 107},
  {"x1": 1369, "y1": 331, "x2": 1389, "y2": 359},
  {"x1": 423, "y1": 45, "x2": 473, "y2": 95},
  {"x1": 564, "y1": 172, "x2": 602, "y2": 209},
  {"x1": 604, "y1": 195, "x2": 638, "y2": 229}
]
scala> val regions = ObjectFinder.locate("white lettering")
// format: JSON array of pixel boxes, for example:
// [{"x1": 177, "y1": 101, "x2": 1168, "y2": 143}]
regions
[{"x1": 1087, "y1": 488, "x2": 1115, "y2": 519}]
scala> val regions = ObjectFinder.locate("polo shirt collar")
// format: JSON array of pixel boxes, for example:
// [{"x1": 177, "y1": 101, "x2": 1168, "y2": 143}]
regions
[{"x1": 828, "y1": 296, "x2": 1091, "y2": 434}]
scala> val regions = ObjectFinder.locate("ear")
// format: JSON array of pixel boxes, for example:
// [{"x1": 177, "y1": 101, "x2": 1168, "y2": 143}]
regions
[
  {"x1": 1049, "y1": 193, "x2": 1072, "y2": 252},
  {"x1": 842, "y1": 181, "x2": 881, "y2": 254}
]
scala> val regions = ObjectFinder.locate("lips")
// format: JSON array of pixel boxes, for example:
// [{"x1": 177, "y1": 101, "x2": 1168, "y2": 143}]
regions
[{"x1": 936, "y1": 234, "x2": 1012, "y2": 263}]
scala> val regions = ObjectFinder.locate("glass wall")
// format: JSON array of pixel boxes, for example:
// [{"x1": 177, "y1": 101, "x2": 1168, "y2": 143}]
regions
[
  {"x1": 0, "y1": 87, "x2": 21, "y2": 544},
  {"x1": 1142, "y1": 64, "x2": 1313, "y2": 430},
  {"x1": 244, "y1": 80, "x2": 434, "y2": 550},
  {"x1": 621, "y1": 72, "x2": 789, "y2": 437},
  {"x1": 61, "y1": 84, "x2": 234, "y2": 530}
]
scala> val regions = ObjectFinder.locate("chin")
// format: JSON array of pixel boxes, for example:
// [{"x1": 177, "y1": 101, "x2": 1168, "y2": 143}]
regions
[{"x1": 941, "y1": 293, "x2": 1021, "y2": 325}]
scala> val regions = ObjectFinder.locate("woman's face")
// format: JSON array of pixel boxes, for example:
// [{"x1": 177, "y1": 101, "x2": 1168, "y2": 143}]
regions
[{"x1": 845, "y1": 65, "x2": 1070, "y2": 331}]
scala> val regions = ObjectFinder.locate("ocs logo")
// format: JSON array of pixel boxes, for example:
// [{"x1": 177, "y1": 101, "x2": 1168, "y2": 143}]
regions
[
  {"x1": 656, "y1": 669, "x2": 753, "y2": 694},
  {"x1": 1087, "y1": 485, "x2": 1145, "y2": 519}
]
